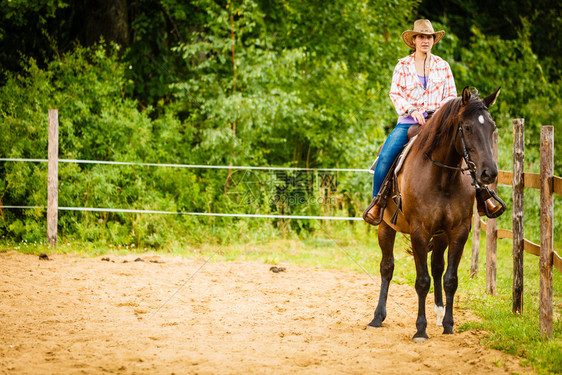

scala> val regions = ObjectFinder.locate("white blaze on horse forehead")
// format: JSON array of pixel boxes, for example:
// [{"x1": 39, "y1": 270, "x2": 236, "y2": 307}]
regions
[{"x1": 478, "y1": 115, "x2": 485, "y2": 124}]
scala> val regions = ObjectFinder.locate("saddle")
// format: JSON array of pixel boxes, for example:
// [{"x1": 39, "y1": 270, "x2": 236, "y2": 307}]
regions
[{"x1": 367, "y1": 134, "x2": 419, "y2": 225}]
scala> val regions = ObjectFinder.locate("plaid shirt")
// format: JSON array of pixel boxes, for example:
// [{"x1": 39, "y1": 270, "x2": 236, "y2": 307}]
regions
[{"x1": 389, "y1": 53, "x2": 457, "y2": 117}]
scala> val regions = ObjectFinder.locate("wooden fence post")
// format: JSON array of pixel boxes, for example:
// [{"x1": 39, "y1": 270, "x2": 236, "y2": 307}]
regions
[
  {"x1": 47, "y1": 109, "x2": 59, "y2": 248},
  {"x1": 540, "y1": 125, "x2": 554, "y2": 338},
  {"x1": 470, "y1": 203, "x2": 480, "y2": 278},
  {"x1": 512, "y1": 119, "x2": 525, "y2": 314},
  {"x1": 486, "y1": 132, "x2": 498, "y2": 295}
]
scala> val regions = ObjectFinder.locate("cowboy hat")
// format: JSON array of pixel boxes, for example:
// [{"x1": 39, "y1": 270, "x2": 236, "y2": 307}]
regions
[{"x1": 401, "y1": 19, "x2": 445, "y2": 49}]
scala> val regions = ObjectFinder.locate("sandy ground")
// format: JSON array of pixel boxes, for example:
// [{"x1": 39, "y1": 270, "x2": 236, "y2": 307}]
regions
[{"x1": 0, "y1": 250, "x2": 534, "y2": 374}]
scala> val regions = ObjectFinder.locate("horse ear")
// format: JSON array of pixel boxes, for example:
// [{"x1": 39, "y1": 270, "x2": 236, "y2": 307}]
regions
[
  {"x1": 461, "y1": 86, "x2": 471, "y2": 106},
  {"x1": 483, "y1": 87, "x2": 501, "y2": 108}
]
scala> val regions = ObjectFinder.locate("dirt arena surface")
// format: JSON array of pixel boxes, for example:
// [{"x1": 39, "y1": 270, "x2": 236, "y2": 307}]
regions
[{"x1": 0, "y1": 250, "x2": 533, "y2": 374}]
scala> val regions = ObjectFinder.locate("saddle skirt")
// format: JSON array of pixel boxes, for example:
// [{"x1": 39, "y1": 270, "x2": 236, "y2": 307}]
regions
[{"x1": 395, "y1": 135, "x2": 418, "y2": 176}]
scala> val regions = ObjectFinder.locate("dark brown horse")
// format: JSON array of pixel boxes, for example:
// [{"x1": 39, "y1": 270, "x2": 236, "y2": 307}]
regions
[{"x1": 369, "y1": 86, "x2": 501, "y2": 342}]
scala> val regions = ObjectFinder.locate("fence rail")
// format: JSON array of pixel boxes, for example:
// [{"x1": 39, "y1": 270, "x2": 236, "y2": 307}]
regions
[
  {"x1": 498, "y1": 171, "x2": 562, "y2": 195},
  {"x1": 478, "y1": 219, "x2": 561, "y2": 270}
]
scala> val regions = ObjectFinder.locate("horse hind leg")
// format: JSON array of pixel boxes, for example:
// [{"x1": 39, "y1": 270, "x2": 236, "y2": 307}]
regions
[
  {"x1": 442, "y1": 263, "x2": 459, "y2": 335},
  {"x1": 368, "y1": 220, "x2": 396, "y2": 328},
  {"x1": 430, "y1": 234, "x2": 448, "y2": 327}
]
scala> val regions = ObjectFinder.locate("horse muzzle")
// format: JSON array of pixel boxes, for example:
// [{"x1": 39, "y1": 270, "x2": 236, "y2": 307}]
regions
[{"x1": 477, "y1": 166, "x2": 498, "y2": 185}]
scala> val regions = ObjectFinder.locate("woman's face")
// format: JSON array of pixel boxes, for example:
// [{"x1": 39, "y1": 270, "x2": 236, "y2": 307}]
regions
[{"x1": 414, "y1": 34, "x2": 434, "y2": 53}]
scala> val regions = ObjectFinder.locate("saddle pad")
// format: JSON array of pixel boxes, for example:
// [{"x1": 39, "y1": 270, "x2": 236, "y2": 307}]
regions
[
  {"x1": 395, "y1": 135, "x2": 418, "y2": 176},
  {"x1": 368, "y1": 157, "x2": 378, "y2": 174}
]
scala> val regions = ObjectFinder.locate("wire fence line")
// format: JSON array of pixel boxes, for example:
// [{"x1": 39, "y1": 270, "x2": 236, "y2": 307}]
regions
[
  {"x1": 0, "y1": 158, "x2": 371, "y2": 173},
  {"x1": 0, "y1": 206, "x2": 363, "y2": 221},
  {"x1": 0, "y1": 157, "x2": 370, "y2": 221}
]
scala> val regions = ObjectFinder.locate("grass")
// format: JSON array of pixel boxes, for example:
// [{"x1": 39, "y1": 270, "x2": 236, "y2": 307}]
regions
[
  {"x1": 2, "y1": 221, "x2": 561, "y2": 373},
  {"x1": 456, "y1": 236, "x2": 562, "y2": 374}
]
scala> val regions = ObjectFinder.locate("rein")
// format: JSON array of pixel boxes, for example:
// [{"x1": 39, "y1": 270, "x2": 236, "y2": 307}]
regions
[{"x1": 425, "y1": 121, "x2": 480, "y2": 188}]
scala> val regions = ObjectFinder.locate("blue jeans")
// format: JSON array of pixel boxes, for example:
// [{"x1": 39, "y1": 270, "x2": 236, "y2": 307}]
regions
[{"x1": 372, "y1": 123, "x2": 412, "y2": 197}]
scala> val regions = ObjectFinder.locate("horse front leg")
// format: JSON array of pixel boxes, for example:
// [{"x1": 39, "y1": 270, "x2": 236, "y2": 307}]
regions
[
  {"x1": 442, "y1": 232, "x2": 469, "y2": 334},
  {"x1": 368, "y1": 220, "x2": 396, "y2": 328},
  {"x1": 430, "y1": 234, "x2": 448, "y2": 327},
  {"x1": 411, "y1": 229, "x2": 431, "y2": 342}
]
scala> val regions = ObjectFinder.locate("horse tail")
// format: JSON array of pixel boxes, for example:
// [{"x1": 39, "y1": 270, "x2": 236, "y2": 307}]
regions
[
  {"x1": 404, "y1": 236, "x2": 435, "y2": 256},
  {"x1": 427, "y1": 239, "x2": 435, "y2": 253}
]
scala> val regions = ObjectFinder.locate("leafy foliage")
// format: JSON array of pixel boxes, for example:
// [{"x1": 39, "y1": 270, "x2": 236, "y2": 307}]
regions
[{"x1": 0, "y1": 0, "x2": 561, "y2": 248}]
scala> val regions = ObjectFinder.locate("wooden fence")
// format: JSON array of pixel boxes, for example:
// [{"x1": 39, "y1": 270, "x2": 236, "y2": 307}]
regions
[{"x1": 471, "y1": 119, "x2": 561, "y2": 338}]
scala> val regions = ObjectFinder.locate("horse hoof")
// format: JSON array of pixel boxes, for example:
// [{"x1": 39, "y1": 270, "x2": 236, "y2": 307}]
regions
[
  {"x1": 412, "y1": 331, "x2": 429, "y2": 343},
  {"x1": 367, "y1": 321, "x2": 383, "y2": 329}
]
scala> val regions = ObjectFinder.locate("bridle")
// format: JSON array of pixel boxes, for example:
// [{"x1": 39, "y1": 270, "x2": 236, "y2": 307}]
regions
[
  {"x1": 419, "y1": 95, "x2": 506, "y2": 218},
  {"x1": 424, "y1": 116, "x2": 506, "y2": 218},
  {"x1": 425, "y1": 120, "x2": 481, "y2": 188}
]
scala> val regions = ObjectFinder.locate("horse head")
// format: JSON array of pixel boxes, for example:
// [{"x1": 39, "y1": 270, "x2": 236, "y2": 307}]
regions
[{"x1": 457, "y1": 86, "x2": 501, "y2": 186}]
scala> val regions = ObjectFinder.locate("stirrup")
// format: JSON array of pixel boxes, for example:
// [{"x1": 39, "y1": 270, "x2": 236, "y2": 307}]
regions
[
  {"x1": 485, "y1": 190, "x2": 506, "y2": 218},
  {"x1": 363, "y1": 196, "x2": 384, "y2": 226},
  {"x1": 477, "y1": 188, "x2": 506, "y2": 219}
]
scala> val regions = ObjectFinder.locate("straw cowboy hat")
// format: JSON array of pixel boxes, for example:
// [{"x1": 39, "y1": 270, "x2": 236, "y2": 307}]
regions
[{"x1": 401, "y1": 19, "x2": 445, "y2": 49}]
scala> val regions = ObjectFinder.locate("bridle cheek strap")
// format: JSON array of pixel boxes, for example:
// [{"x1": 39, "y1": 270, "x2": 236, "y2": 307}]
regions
[{"x1": 457, "y1": 122, "x2": 480, "y2": 188}]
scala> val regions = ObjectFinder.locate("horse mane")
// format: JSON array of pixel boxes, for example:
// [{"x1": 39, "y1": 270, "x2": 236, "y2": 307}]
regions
[{"x1": 412, "y1": 94, "x2": 483, "y2": 156}]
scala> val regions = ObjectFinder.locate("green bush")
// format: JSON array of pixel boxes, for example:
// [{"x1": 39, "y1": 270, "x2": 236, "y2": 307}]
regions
[{"x1": 0, "y1": 1, "x2": 561, "y2": 249}]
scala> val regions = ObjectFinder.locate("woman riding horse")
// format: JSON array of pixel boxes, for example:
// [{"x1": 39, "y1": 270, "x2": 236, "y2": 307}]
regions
[
  {"x1": 361, "y1": 19, "x2": 505, "y2": 342},
  {"x1": 367, "y1": 86, "x2": 502, "y2": 342},
  {"x1": 363, "y1": 19, "x2": 502, "y2": 225}
]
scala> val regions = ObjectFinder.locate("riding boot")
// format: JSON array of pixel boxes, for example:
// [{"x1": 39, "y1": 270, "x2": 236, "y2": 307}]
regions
[
  {"x1": 476, "y1": 186, "x2": 505, "y2": 218},
  {"x1": 477, "y1": 197, "x2": 503, "y2": 217},
  {"x1": 363, "y1": 197, "x2": 384, "y2": 226}
]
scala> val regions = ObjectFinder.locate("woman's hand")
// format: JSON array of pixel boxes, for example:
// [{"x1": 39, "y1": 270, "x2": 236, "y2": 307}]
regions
[{"x1": 411, "y1": 110, "x2": 426, "y2": 125}]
